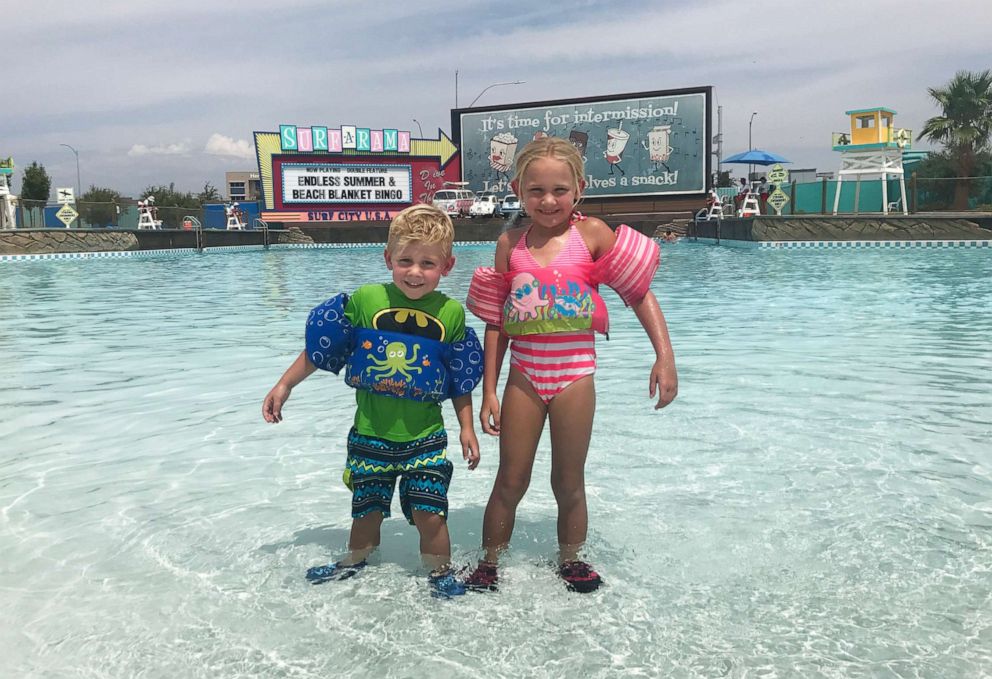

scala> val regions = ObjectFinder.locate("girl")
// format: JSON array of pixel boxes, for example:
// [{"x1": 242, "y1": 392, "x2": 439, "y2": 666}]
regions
[{"x1": 465, "y1": 137, "x2": 678, "y2": 593}]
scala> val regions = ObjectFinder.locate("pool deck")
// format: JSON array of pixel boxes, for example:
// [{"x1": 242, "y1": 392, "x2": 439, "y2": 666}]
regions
[{"x1": 1, "y1": 214, "x2": 990, "y2": 258}]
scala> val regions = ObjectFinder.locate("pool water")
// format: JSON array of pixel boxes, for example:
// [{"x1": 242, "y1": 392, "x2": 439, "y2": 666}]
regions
[{"x1": 1, "y1": 243, "x2": 990, "y2": 678}]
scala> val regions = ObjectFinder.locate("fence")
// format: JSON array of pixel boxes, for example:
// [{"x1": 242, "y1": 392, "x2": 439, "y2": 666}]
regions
[{"x1": 7, "y1": 201, "x2": 262, "y2": 230}]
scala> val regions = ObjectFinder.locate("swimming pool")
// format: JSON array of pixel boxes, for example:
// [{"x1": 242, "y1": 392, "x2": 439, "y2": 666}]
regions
[{"x1": 1, "y1": 243, "x2": 990, "y2": 678}]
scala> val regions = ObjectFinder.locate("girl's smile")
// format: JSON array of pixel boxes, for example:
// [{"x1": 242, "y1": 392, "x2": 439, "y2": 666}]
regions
[{"x1": 515, "y1": 157, "x2": 584, "y2": 232}]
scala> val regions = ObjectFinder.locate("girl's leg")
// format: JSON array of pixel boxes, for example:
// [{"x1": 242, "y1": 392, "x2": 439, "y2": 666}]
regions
[
  {"x1": 411, "y1": 509, "x2": 451, "y2": 572},
  {"x1": 547, "y1": 375, "x2": 595, "y2": 563},
  {"x1": 346, "y1": 511, "x2": 384, "y2": 565},
  {"x1": 480, "y1": 367, "x2": 547, "y2": 563}
]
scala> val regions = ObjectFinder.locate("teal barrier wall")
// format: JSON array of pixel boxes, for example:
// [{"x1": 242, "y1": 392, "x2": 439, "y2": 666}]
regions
[{"x1": 778, "y1": 179, "x2": 905, "y2": 214}]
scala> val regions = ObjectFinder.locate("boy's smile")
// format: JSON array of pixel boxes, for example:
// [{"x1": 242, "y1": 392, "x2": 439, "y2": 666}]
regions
[{"x1": 384, "y1": 241, "x2": 455, "y2": 300}]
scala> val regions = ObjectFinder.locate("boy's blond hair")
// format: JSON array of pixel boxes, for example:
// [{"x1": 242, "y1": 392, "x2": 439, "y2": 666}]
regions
[
  {"x1": 511, "y1": 137, "x2": 585, "y2": 198},
  {"x1": 387, "y1": 204, "x2": 455, "y2": 258}
]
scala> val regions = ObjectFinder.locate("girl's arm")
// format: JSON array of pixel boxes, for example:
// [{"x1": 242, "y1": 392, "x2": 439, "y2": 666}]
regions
[
  {"x1": 479, "y1": 232, "x2": 513, "y2": 435},
  {"x1": 262, "y1": 349, "x2": 317, "y2": 422},
  {"x1": 452, "y1": 393, "x2": 481, "y2": 469},
  {"x1": 630, "y1": 291, "x2": 678, "y2": 410},
  {"x1": 479, "y1": 325, "x2": 509, "y2": 435}
]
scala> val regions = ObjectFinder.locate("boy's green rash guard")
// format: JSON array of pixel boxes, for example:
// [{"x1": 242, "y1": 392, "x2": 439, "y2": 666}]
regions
[{"x1": 344, "y1": 283, "x2": 467, "y2": 442}]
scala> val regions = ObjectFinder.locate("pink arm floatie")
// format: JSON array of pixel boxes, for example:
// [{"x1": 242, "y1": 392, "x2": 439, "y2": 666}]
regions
[
  {"x1": 466, "y1": 267, "x2": 509, "y2": 325},
  {"x1": 593, "y1": 224, "x2": 660, "y2": 305}
]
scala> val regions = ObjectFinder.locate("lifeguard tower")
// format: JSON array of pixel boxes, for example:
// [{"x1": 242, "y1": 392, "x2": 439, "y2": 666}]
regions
[
  {"x1": 0, "y1": 157, "x2": 16, "y2": 230},
  {"x1": 136, "y1": 196, "x2": 163, "y2": 229},
  {"x1": 832, "y1": 107, "x2": 910, "y2": 215}
]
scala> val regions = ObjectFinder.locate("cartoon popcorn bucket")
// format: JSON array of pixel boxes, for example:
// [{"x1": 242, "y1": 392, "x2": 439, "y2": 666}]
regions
[{"x1": 490, "y1": 132, "x2": 519, "y2": 173}]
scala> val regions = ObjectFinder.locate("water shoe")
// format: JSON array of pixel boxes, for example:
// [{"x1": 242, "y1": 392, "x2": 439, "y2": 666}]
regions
[
  {"x1": 462, "y1": 562, "x2": 499, "y2": 593},
  {"x1": 428, "y1": 568, "x2": 467, "y2": 599},
  {"x1": 305, "y1": 559, "x2": 367, "y2": 585},
  {"x1": 558, "y1": 560, "x2": 603, "y2": 593}
]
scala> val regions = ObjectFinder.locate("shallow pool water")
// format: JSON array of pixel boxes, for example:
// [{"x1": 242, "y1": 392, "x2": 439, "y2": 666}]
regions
[{"x1": 1, "y1": 242, "x2": 990, "y2": 678}]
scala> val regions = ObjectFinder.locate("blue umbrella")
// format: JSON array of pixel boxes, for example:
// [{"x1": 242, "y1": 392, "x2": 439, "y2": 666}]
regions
[{"x1": 723, "y1": 149, "x2": 791, "y2": 165}]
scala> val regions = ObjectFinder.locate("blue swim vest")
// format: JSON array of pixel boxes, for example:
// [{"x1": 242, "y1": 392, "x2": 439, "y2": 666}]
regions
[{"x1": 305, "y1": 294, "x2": 483, "y2": 402}]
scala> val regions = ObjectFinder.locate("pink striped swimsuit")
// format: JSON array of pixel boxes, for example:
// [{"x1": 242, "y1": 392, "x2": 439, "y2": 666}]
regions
[{"x1": 508, "y1": 224, "x2": 597, "y2": 403}]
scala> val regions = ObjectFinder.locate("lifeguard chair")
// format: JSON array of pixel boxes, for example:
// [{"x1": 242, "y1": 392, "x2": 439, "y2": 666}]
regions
[
  {"x1": 832, "y1": 107, "x2": 910, "y2": 215},
  {"x1": 137, "y1": 196, "x2": 162, "y2": 229},
  {"x1": 225, "y1": 202, "x2": 246, "y2": 230},
  {"x1": 697, "y1": 188, "x2": 731, "y2": 221},
  {"x1": 0, "y1": 157, "x2": 16, "y2": 230},
  {"x1": 738, "y1": 186, "x2": 761, "y2": 218}
]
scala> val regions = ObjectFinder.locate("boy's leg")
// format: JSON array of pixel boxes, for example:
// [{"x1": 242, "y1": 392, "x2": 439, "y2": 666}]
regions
[
  {"x1": 480, "y1": 367, "x2": 547, "y2": 563},
  {"x1": 411, "y1": 509, "x2": 451, "y2": 572},
  {"x1": 346, "y1": 511, "x2": 384, "y2": 565},
  {"x1": 305, "y1": 511, "x2": 384, "y2": 585},
  {"x1": 413, "y1": 511, "x2": 465, "y2": 598},
  {"x1": 547, "y1": 375, "x2": 595, "y2": 562},
  {"x1": 305, "y1": 428, "x2": 398, "y2": 583}
]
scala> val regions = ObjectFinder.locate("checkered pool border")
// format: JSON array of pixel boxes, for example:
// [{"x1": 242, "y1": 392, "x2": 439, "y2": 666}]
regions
[
  {"x1": 0, "y1": 241, "x2": 498, "y2": 263},
  {"x1": 4, "y1": 238, "x2": 989, "y2": 262},
  {"x1": 690, "y1": 238, "x2": 992, "y2": 249}
]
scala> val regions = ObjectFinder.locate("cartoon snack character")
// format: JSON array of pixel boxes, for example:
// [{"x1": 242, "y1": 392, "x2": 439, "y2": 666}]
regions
[
  {"x1": 568, "y1": 130, "x2": 588, "y2": 159},
  {"x1": 643, "y1": 125, "x2": 674, "y2": 171},
  {"x1": 490, "y1": 132, "x2": 519, "y2": 176},
  {"x1": 604, "y1": 126, "x2": 629, "y2": 176}
]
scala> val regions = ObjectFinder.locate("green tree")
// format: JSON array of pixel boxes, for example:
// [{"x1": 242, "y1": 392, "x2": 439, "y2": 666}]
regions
[
  {"x1": 80, "y1": 186, "x2": 122, "y2": 228},
  {"x1": 917, "y1": 69, "x2": 992, "y2": 209},
  {"x1": 196, "y1": 182, "x2": 221, "y2": 203},
  {"x1": 20, "y1": 162, "x2": 51, "y2": 203}
]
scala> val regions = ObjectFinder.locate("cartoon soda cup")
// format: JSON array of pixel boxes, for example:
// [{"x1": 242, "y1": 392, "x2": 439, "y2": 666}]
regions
[
  {"x1": 605, "y1": 128, "x2": 630, "y2": 163},
  {"x1": 646, "y1": 125, "x2": 674, "y2": 163},
  {"x1": 490, "y1": 132, "x2": 518, "y2": 173}
]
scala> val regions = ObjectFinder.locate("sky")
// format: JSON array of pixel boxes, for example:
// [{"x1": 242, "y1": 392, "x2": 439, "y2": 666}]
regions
[{"x1": 4, "y1": 0, "x2": 990, "y2": 198}]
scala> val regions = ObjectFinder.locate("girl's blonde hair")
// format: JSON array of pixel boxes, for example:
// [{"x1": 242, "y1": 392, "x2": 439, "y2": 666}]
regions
[
  {"x1": 387, "y1": 203, "x2": 455, "y2": 257},
  {"x1": 511, "y1": 137, "x2": 585, "y2": 199}
]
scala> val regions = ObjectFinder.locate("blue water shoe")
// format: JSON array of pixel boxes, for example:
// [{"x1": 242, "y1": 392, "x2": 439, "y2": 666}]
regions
[{"x1": 305, "y1": 559, "x2": 367, "y2": 585}]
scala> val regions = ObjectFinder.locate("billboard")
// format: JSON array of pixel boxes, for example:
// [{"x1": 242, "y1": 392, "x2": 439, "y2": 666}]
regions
[
  {"x1": 253, "y1": 123, "x2": 461, "y2": 222},
  {"x1": 452, "y1": 87, "x2": 711, "y2": 198}
]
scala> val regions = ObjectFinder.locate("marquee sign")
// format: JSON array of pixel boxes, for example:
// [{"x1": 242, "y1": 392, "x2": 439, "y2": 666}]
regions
[{"x1": 255, "y1": 123, "x2": 461, "y2": 222}]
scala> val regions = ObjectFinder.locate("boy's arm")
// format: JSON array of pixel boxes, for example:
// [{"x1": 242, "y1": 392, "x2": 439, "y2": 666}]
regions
[
  {"x1": 630, "y1": 290, "x2": 678, "y2": 410},
  {"x1": 452, "y1": 393, "x2": 480, "y2": 470},
  {"x1": 262, "y1": 349, "x2": 317, "y2": 423}
]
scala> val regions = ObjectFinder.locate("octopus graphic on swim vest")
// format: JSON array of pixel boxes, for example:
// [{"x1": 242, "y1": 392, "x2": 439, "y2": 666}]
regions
[
  {"x1": 364, "y1": 340, "x2": 424, "y2": 381},
  {"x1": 507, "y1": 274, "x2": 550, "y2": 322}
]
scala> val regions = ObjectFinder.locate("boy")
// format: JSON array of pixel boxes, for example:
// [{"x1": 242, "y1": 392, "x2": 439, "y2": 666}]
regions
[{"x1": 262, "y1": 204, "x2": 482, "y2": 598}]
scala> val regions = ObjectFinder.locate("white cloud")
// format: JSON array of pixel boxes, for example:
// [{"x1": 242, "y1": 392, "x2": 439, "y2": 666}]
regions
[
  {"x1": 127, "y1": 142, "x2": 192, "y2": 157},
  {"x1": 204, "y1": 134, "x2": 255, "y2": 160}
]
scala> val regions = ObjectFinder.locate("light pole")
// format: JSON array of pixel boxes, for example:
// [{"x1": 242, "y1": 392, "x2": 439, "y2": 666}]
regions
[
  {"x1": 747, "y1": 112, "x2": 757, "y2": 182},
  {"x1": 469, "y1": 80, "x2": 525, "y2": 108},
  {"x1": 60, "y1": 143, "x2": 81, "y2": 198},
  {"x1": 412, "y1": 119, "x2": 424, "y2": 138}
]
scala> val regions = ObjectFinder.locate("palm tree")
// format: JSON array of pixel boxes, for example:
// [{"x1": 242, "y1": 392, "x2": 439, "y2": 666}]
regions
[{"x1": 917, "y1": 70, "x2": 992, "y2": 210}]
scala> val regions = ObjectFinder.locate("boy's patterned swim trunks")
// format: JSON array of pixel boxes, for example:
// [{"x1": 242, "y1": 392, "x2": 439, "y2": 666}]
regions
[{"x1": 344, "y1": 428, "x2": 453, "y2": 524}]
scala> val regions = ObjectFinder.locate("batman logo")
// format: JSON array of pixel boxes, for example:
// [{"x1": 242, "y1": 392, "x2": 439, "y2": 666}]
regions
[{"x1": 371, "y1": 308, "x2": 446, "y2": 341}]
